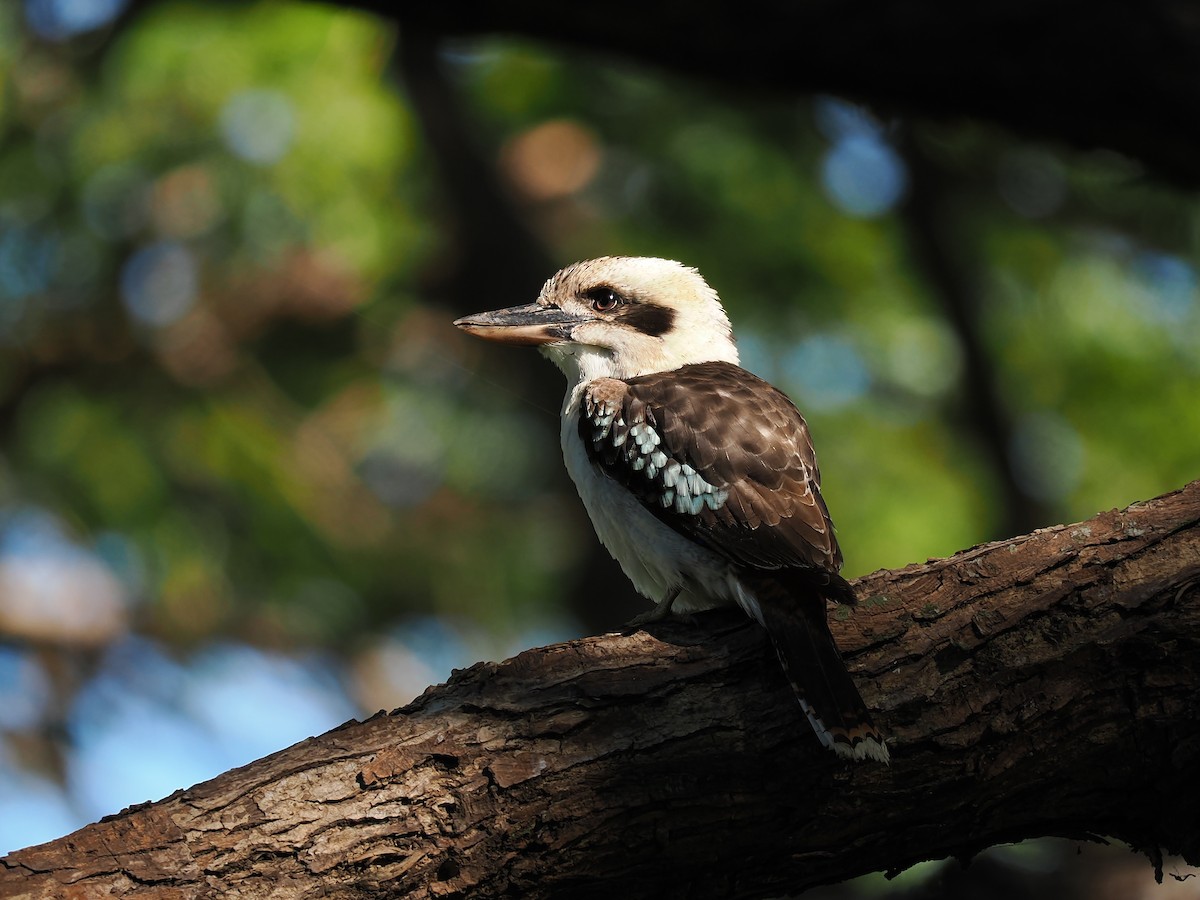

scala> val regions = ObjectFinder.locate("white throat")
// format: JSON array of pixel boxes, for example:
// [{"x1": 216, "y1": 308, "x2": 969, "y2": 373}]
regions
[{"x1": 539, "y1": 332, "x2": 739, "y2": 391}]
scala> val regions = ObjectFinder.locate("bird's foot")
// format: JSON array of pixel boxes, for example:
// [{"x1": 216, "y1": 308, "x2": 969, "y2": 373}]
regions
[{"x1": 624, "y1": 590, "x2": 680, "y2": 629}]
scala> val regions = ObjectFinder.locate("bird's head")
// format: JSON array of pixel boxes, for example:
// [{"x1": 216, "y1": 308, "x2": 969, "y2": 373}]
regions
[{"x1": 454, "y1": 257, "x2": 739, "y2": 383}]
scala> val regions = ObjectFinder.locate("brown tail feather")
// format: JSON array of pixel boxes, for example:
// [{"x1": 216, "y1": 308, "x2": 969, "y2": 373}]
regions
[{"x1": 740, "y1": 574, "x2": 889, "y2": 763}]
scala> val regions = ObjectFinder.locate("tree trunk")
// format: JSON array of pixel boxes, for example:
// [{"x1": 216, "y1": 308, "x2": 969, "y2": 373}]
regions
[{"x1": 3, "y1": 482, "x2": 1199, "y2": 899}]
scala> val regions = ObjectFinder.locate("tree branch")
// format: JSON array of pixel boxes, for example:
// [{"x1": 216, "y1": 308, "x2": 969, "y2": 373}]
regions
[
  {"x1": 4, "y1": 482, "x2": 1200, "y2": 898},
  {"x1": 374, "y1": 1, "x2": 1200, "y2": 184},
  {"x1": 110, "y1": 1, "x2": 1200, "y2": 182}
]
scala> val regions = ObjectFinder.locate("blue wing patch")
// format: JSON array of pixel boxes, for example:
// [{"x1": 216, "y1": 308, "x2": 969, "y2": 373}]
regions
[{"x1": 582, "y1": 381, "x2": 729, "y2": 517}]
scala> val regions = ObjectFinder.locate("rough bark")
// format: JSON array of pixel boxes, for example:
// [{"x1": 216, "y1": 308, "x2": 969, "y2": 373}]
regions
[{"x1": 4, "y1": 481, "x2": 1200, "y2": 899}]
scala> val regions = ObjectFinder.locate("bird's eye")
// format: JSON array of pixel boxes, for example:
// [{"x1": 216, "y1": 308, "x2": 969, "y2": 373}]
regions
[{"x1": 585, "y1": 287, "x2": 623, "y2": 313}]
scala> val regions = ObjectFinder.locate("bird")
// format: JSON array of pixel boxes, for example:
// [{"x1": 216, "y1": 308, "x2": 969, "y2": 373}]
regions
[{"x1": 454, "y1": 256, "x2": 888, "y2": 763}]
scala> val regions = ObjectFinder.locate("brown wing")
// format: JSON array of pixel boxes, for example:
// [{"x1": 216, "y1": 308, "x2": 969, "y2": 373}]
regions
[{"x1": 579, "y1": 361, "x2": 845, "y2": 579}]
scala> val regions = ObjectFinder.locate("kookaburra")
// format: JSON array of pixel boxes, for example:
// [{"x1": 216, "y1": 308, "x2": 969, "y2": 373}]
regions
[{"x1": 455, "y1": 257, "x2": 888, "y2": 763}]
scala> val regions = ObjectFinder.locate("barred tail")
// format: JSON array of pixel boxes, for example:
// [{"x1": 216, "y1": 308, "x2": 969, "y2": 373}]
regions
[{"x1": 739, "y1": 574, "x2": 889, "y2": 764}]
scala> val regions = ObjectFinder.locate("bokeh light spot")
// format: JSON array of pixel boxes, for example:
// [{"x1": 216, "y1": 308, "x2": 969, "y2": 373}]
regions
[
  {"x1": 1131, "y1": 252, "x2": 1197, "y2": 324},
  {"x1": 1009, "y1": 412, "x2": 1085, "y2": 502},
  {"x1": 884, "y1": 317, "x2": 964, "y2": 399},
  {"x1": 0, "y1": 219, "x2": 57, "y2": 312},
  {"x1": 150, "y1": 165, "x2": 223, "y2": 239},
  {"x1": 119, "y1": 241, "x2": 197, "y2": 327},
  {"x1": 500, "y1": 119, "x2": 602, "y2": 201},
  {"x1": 781, "y1": 333, "x2": 871, "y2": 411},
  {"x1": 0, "y1": 507, "x2": 129, "y2": 645},
  {"x1": 820, "y1": 135, "x2": 908, "y2": 218},
  {"x1": 813, "y1": 96, "x2": 884, "y2": 142},
  {"x1": 0, "y1": 646, "x2": 53, "y2": 731},
  {"x1": 24, "y1": 0, "x2": 127, "y2": 41},
  {"x1": 219, "y1": 89, "x2": 296, "y2": 165}
]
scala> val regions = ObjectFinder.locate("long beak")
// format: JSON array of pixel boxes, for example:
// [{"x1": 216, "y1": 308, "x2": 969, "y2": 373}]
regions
[{"x1": 453, "y1": 302, "x2": 591, "y2": 346}]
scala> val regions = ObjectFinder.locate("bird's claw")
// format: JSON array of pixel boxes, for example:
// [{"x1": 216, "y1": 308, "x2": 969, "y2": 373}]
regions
[{"x1": 624, "y1": 590, "x2": 680, "y2": 629}]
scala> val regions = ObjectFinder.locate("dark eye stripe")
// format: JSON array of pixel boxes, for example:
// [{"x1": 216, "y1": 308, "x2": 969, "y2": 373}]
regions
[
  {"x1": 579, "y1": 285, "x2": 676, "y2": 337},
  {"x1": 619, "y1": 303, "x2": 676, "y2": 337}
]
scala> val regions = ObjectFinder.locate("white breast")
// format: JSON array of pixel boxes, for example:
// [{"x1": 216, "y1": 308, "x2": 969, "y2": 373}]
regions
[{"x1": 560, "y1": 384, "x2": 739, "y2": 615}]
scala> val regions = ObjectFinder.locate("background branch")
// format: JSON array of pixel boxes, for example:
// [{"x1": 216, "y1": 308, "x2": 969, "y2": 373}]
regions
[
  {"x1": 110, "y1": 1, "x2": 1200, "y2": 182},
  {"x1": 897, "y1": 129, "x2": 1051, "y2": 537},
  {"x1": 4, "y1": 481, "x2": 1199, "y2": 899},
  {"x1": 375, "y1": 1, "x2": 1200, "y2": 184}
]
